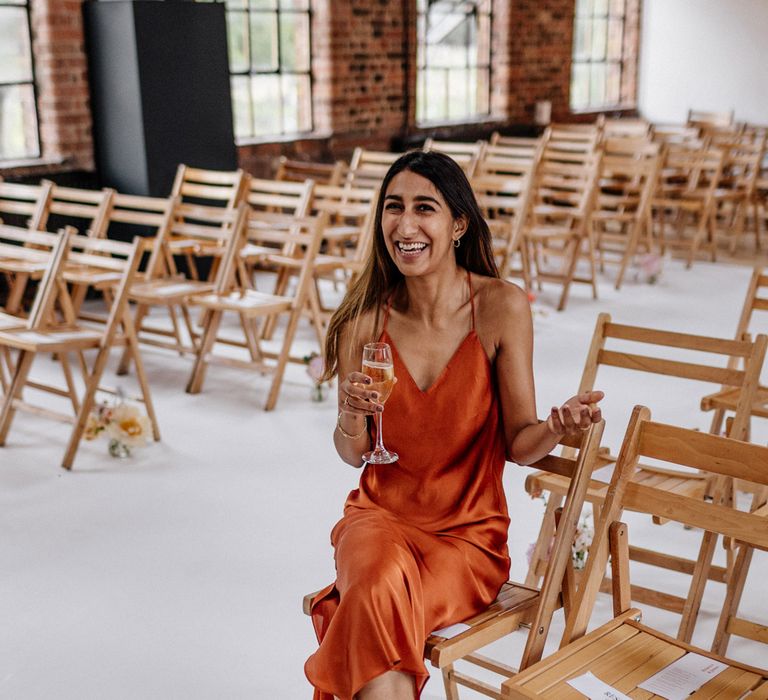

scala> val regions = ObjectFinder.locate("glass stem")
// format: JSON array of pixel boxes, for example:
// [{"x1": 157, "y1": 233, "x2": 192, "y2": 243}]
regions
[{"x1": 374, "y1": 409, "x2": 385, "y2": 453}]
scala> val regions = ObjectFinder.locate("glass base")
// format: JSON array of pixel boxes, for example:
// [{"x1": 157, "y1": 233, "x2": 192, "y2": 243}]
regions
[{"x1": 362, "y1": 448, "x2": 399, "y2": 465}]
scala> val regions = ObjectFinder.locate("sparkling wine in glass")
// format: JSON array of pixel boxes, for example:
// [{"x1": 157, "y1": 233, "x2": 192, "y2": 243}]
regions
[{"x1": 361, "y1": 342, "x2": 398, "y2": 464}]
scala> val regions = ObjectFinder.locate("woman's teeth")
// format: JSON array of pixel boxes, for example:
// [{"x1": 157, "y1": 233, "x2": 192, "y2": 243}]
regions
[{"x1": 397, "y1": 242, "x2": 427, "y2": 254}]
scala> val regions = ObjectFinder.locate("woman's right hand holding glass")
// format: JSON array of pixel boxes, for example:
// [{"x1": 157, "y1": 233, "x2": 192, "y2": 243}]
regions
[{"x1": 339, "y1": 372, "x2": 384, "y2": 418}]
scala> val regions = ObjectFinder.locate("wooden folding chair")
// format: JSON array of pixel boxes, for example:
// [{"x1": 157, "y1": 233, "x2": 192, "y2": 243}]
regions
[
  {"x1": 489, "y1": 133, "x2": 542, "y2": 153},
  {"x1": 599, "y1": 117, "x2": 652, "y2": 140},
  {"x1": 185, "y1": 206, "x2": 325, "y2": 410},
  {"x1": 519, "y1": 146, "x2": 601, "y2": 311},
  {"x1": 707, "y1": 134, "x2": 766, "y2": 253},
  {"x1": 591, "y1": 150, "x2": 660, "y2": 289},
  {"x1": 301, "y1": 420, "x2": 605, "y2": 700},
  {"x1": 0, "y1": 226, "x2": 72, "y2": 394},
  {"x1": 652, "y1": 142, "x2": 724, "y2": 267},
  {"x1": 119, "y1": 200, "x2": 248, "y2": 369},
  {"x1": 345, "y1": 147, "x2": 401, "y2": 188},
  {"x1": 423, "y1": 138, "x2": 485, "y2": 177},
  {"x1": 525, "y1": 313, "x2": 767, "y2": 646},
  {"x1": 274, "y1": 156, "x2": 346, "y2": 186},
  {"x1": 687, "y1": 108, "x2": 736, "y2": 132},
  {"x1": 477, "y1": 142, "x2": 543, "y2": 178},
  {"x1": 471, "y1": 168, "x2": 536, "y2": 285},
  {"x1": 0, "y1": 178, "x2": 53, "y2": 230},
  {"x1": 651, "y1": 123, "x2": 703, "y2": 147},
  {"x1": 0, "y1": 234, "x2": 159, "y2": 470},
  {"x1": 503, "y1": 406, "x2": 768, "y2": 699},
  {"x1": 171, "y1": 164, "x2": 246, "y2": 208}
]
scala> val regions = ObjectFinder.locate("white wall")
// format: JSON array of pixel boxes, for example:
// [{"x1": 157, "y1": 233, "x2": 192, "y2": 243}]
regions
[{"x1": 638, "y1": 0, "x2": 768, "y2": 124}]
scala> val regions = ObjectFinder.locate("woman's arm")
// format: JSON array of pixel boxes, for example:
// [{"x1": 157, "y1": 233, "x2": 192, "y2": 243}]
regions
[
  {"x1": 491, "y1": 283, "x2": 602, "y2": 465},
  {"x1": 332, "y1": 316, "x2": 381, "y2": 467}
]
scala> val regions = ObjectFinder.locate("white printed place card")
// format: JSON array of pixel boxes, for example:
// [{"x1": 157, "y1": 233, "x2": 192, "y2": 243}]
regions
[
  {"x1": 566, "y1": 671, "x2": 631, "y2": 700},
  {"x1": 430, "y1": 622, "x2": 471, "y2": 639},
  {"x1": 637, "y1": 652, "x2": 727, "y2": 700}
]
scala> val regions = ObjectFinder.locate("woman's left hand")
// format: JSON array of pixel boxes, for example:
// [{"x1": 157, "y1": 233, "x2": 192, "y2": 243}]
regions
[{"x1": 546, "y1": 390, "x2": 604, "y2": 436}]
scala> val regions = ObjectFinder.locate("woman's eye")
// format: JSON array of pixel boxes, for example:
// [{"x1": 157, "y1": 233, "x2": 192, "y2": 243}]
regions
[
  {"x1": 384, "y1": 202, "x2": 403, "y2": 211},
  {"x1": 417, "y1": 204, "x2": 434, "y2": 212}
]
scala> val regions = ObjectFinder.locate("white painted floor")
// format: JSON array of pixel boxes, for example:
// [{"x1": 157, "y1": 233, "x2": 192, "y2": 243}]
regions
[{"x1": 1, "y1": 256, "x2": 767, "y2": 699}]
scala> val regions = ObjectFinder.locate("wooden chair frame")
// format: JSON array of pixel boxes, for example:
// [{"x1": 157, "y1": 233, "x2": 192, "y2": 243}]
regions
[
  {"x1": 0, "y1": 234, "x2": 159, "y2": 470},
  {"x1": 525, "y1": 312, "x2": 767, "y2": 646},
  {"x1": 503, "y1": 406, "x2": 768, "y2": 699}
]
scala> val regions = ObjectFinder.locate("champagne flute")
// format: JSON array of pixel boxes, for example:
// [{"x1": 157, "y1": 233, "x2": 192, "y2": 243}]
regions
[{"x1": 361, "y1": 342, "x2": 398, "y2": 464}]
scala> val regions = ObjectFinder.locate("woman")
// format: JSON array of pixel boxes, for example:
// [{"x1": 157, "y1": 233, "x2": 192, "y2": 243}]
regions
[{"x1": 304, "y1": 151, "x2": 602, "y2": 700}]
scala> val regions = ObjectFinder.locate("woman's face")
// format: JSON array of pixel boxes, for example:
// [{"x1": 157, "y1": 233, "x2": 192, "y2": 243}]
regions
[{"x1": 380, "y1": 169, "x2": 465, "y2": 277}]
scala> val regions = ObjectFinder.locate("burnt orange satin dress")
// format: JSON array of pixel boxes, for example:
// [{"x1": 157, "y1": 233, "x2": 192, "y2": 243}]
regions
[{"x1": 305, "y1": 273, "x2": 510, "y2": 700}]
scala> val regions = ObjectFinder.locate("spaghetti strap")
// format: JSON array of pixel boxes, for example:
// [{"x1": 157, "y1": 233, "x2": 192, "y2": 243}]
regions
[
  {"x1": 380, "y1": 294, "x2": 395, "y2": 336},
  {"x1": 467, "y1": 270, "x2": 475, "y2": 330}
]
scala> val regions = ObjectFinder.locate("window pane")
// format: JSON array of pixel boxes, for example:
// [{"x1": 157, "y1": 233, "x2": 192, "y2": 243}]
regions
[
  {"x1": 0, "y1": 83, "x2": 39, "y2": 160},
  {"x1": 607, "y1": 17, "x2": 624, "y2": 61},
  {"x1": 279, "y1": 11, "x2": 309, "y2": 72},
  {"x1": 250, "y1": 11, "x2": 278, "y2": 71},
  {"x1": 448, "y1": 68, "x2": 470, "y2": 121},
  {"x1": 226, "y1": 10, "x2": 249, "y2": 73},
  {"x1": 591, "y1": 18, "x2": 607, "y2": 61},
  {"x1": 249, "y1": 0, "x2": 277, "y2": 8},
  {"x1": 230, "y1": 75, "x2": 253, "y2": 138},
  {"x1": 609, "y1": 0, "x2": 626, "y2": 16},
  {"x1": 424, "y1": 68, "x2": 448, "y2": 122},
  {"x1": 571, "y1": 63, "x2": 590, "y2": 111},
  {"x1": 225, "y1": 0, "x2": 247, "y2": 9},
  {"x1": 575, "y1": 0, "x2": 593, "y2": 17},
  {"x1": 0, "y1": 7, "x2": 33, "y2": 83},
  {"x1": 251, "y1": 74, "x2": 281, "y2": 135},
  {"x1": 279, "y1": 0, "x2": 308, "y2": 9},
  {"x1": 593, "y1": 0, "x2": 609, "y2": 16},
  {"x1": 573, "y1": 19, "x2": 591, "y2": 61},
  {"x1": 589, "y1": 62, "x2": 607, "y2": 105},
  {"x1": 280, "y1": 73, "x2": 311, "y2": 133}
]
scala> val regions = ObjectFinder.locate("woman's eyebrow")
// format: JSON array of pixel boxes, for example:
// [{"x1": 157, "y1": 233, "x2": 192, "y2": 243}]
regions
[{"x1": 383, "y1": 194, "x2": 441, "y2": 205}]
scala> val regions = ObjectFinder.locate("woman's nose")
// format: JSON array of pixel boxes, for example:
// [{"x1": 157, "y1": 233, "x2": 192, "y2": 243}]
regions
[{"x1": 398, "y1": 209, "x2": 419, "y2": 236}]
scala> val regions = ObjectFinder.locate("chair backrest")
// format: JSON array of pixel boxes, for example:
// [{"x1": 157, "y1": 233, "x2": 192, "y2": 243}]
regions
[
  {"x1": 103, "y1": 192, "x2": 174, "y2": 243},
  {"x1": 600, "y1": 117, "x2": 652, "y2": 140},
  {"x1": 530, "y1": 150, "x2": 601, "y2": 220},
  {"x1": 0, "y1": 179, "x2": 53, "y2": 230},
  {"x1": 709, "y1": 136, "x2": 766, "y2": 195},
  {"x1": 38, "y1": 182, "x2": 114, "y2": 238},
  {"x1": 346, "y1": 147, "x2": 401, "y2": 188},
  {"x1": 594, "y1": 152, "x2": 659, "y2": 224},
  {"x1": 601, "y1": 136, "x2": 660, "y2": 160},
  {"x1": 563, "y1": 404, "x2": 768, "y2": 645},
  {"x1": 423, "y1": 138, "x2": 484, "y2": 177},
  {"x1": 489, "y1": 133, "x2": 542, "y2": 150},
  {"x1": 0, "y1": 224, "x2": 71, "y2": 328},
  {"x1": 143, "y1": 197, "x2": 248, "y2": 284},
  {"x1": 651, "y1": 123, "x2": 703, "y2": 147},
  {"x1": 578, "y1": 312, "x2": 767, "y2": 443},
  {"x1": 477, "y1": 142, "x2": 543, "y2": 177},
  {"x1": 275, "y1": 156, "x2": 346, "y2": 186},
  {"x1": 657, "y1": 142, "x2": 724, "y2": 201},
  {"x1": 171, "y1": 164, "x2": 246, "y2": 208},
  {"x1": 687, "y1": 108, "x2": 735, "y2": 131},
  {"x1": 518, "y1": 419, "x2": 606, "y2": 667}
]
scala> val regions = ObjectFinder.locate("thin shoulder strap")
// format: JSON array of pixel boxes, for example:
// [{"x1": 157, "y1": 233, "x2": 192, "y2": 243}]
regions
[
  {"x1": 380, "y1": 293, "x2": 395, "y2": 336},
  {"x1": 467, "y1": 270, "x2": 476, "y2": 330}
]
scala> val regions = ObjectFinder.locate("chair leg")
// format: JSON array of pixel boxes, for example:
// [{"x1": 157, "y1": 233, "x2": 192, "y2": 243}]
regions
[
  {"x1": 442, "y1": 664, "x2": 461, "y2": 700},
  {"x1": 264, "y1": 308, "x2": 302, "y2": 411},
  {"x1": 556, "y1": 238, "x2": 580, "y2": 312},
  {"x1": 524, "y1": 494, "x2": 563, "y2": 588},
  {"x1": 117, "y1": 303, "x2": 148, "y2": 376},
  {"x1": 0, "y1": 349, "x2": 34, "y2": 444},
  {"x1": 186, "y1": 309, "x2": 224, "y2": 395},
  {"x1": 711, "y1": 542, "x2": 754, "y2": 655},
  {"x1": 677, "y1": 529, "x2": 719, "y2": 643},
  {"x1": 121, "y1": 313, "x2": 161, "y2": 441}
]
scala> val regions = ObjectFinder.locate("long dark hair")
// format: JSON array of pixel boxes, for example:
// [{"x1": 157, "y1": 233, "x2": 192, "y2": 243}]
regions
[{"x1": 323, "y1": 150, "x2": 498, "y2": 379}]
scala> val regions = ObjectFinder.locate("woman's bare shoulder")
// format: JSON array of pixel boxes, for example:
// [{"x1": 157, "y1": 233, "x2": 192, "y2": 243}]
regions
[{"x1": 472, "y1": 275, "x2": 531, "y2": 318}]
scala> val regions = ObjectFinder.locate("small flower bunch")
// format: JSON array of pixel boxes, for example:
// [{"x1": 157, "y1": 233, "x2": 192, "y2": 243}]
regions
[
  {"x1": 526, "y1": 290, "x2": 548, "y2": 320},
  {"x1": 84, "y1": 391, "x2": 151, "y2": 458},
  {"x1": 571, "y1": 513, "x2": 594, "y2": 570},
  {"x1": 304, "y1": 352, "x2": 328, "y2": 402},
  {"x1": 634, "y1": 252, "x2": 664, "y2": 285}
]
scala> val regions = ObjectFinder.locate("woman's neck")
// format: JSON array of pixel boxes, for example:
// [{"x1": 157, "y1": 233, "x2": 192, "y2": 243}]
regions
[{"x1": 397, "y1": 264, "x2": 468, "y2": 328}]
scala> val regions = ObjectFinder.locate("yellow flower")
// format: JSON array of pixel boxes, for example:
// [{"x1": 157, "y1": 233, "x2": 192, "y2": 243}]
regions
[
  {"x1": 84, "y1": 412, "x2": 104, "y2": 441},
  {"x1": 106, "y1": 404, "x2": 150, "y2": 448}
]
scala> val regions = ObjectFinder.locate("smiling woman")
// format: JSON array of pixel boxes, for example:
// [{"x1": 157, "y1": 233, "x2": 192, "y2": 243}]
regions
[{"x1": 304, "y1": 151, "x2": 603, "y2": 700}]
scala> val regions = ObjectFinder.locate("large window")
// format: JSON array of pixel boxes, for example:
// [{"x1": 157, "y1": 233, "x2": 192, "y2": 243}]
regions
[
  {"x1": 0, "y1": 0, "x2": 39, "y2": 161},
  {"x1": 205, "y1": 0, "x2": 313, "y2": 140},
  {"x1": 570, "y1": 0, "x2": 629, "y2": 111},
  {"x1": 416, "y1": 0, "x2": 492, "y2": 125}
]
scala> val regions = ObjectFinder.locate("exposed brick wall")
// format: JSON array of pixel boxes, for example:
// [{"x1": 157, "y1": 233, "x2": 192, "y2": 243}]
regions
[
  {"x1": 4, "y1": 0, "x2": 641, "y2": 181},
  {"x1": 30, "y1": 0, "x2": 93, "y2": 171}
]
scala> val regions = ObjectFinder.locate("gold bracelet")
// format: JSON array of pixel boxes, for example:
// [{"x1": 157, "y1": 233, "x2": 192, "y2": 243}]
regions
[{"x1": 336, "y1": 411, "x2": 368, "y2": 440}]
